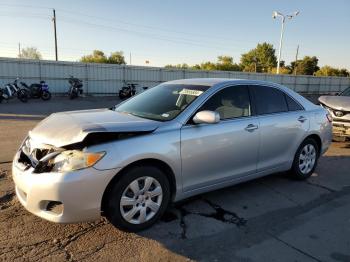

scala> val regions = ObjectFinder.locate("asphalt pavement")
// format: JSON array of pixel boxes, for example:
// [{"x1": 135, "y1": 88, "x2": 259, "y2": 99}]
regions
[{"x1": 0, "y1": 97, "x2": 349, "y2": 262}]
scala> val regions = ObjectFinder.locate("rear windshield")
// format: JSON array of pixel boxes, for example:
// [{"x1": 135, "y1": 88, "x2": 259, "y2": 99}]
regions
[{"x1": 115, "y1": 84, "x2": 210, "y2": 121}]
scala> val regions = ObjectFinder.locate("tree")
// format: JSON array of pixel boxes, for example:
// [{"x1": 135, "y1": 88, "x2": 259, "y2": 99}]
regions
[
  {"x1": 240, "y1": 42, "x2": 277, "y2": 73},
  {"x1": 80, "y1": 50, "x2": 108, "y2": 63},
  {"x1": 18, "y1": 47, "x2": 42, "y2": 60},
  {"x1": 108, "y1": 51, "x2": 126, "y2": 64},
  {"x1": 291, "y1": 56, "x2": 319, "y2": 75},
  {"x1": 164, "y1": 56, "x2": 241, "y2": 71},
  {"x1": 315, "y1": 66, "x2": 349, "y2": 77},
  {"x1": 165, "y1": 63, "x2": 190, "y2": 69},
  {"x1": 197, "y1": 61, "x2": 217, "y2": 71},
  {"x1": 269, "y1": 67, "x2": 291, "y2": 75},
  {"x1": 216, "y1": 56, "x2": 241, "y2": 71},
  {"x1": 80, "y1": 50, "x2": 126, "y2": 64}
]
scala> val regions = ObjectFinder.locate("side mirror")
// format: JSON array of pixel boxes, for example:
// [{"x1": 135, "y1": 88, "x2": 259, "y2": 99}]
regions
[{"x1": 193, "y1": 110, "x2": 220, "y2": 124}]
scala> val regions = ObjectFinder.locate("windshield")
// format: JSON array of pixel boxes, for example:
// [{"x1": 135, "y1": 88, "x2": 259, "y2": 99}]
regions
[
  {"x1": 340, "y1": 87, "x2": 350, "y2": 96},
  {"x1": 115, "y1": 84, "x2": 210, "y2": 121}
]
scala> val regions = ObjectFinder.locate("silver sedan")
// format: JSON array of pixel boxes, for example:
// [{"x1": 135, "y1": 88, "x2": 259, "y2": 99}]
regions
[{"x1": 12, "y1": 78, "x2": 332, "y2": 231}]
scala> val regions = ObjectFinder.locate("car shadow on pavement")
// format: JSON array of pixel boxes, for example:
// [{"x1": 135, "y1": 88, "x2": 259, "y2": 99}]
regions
[{"x1": 138, "y1": 153, "x2": 350, "y2": 261}]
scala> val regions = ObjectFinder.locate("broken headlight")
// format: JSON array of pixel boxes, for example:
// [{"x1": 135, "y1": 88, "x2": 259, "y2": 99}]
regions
[{"x1": 50, "y1": 150, "x2": 105, "y2": 172}]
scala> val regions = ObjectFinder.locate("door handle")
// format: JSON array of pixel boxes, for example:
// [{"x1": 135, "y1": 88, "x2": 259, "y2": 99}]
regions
[
  {"x1": 298, "y1": 116, "x2": 307, "y2": 123},
  {"x1": 245, "y1": 124, "x2": 259, "y2": 132}
]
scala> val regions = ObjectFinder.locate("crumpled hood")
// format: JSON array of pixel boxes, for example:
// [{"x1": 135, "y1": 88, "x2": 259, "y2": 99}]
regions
[
  {"x1": 29, "y1": 109, "x2": 160, "y2": 147},
  {"x1": 318, "y1": 96, "x2": 350, "y2": 111}
]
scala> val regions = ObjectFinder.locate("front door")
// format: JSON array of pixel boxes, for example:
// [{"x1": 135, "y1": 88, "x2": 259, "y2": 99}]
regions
[{"x1": 180, "y1": 85, "x2": 260, "y2": 192}]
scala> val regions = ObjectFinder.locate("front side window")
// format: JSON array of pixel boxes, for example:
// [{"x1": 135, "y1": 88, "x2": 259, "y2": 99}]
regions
[
  {"x1": 251, "y1": 86, "x2": 288, "y2": 115},
  {"x1": 115, "y1": 84, "x2": 210, "y2": 121},
  {"x1": 199, "y1": 85, "x2": 251, "y2": 120}
]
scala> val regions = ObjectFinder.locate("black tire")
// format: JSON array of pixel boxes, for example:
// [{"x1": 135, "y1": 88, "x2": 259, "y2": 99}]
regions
[
  {"x1": 69, "y1": 91, "x2": 77, "y2": 100},
  {"x1": 105, "y1": 165, "x2": 170, "y2": 232},
  {"x1": 289, "y1": 138, "x2": 319, "y2": 180},
  {"x1": 118, "y1": 91, "x2": 126, "y2": 99},
  {"x1": 17, "y1": 89, "x2": 29, "y2": 103},
  {"x1": 41, "y1": 90, "x2": 51, "y2": 101}
]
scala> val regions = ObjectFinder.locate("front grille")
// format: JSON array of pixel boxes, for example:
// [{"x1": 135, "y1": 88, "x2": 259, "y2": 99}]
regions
[
  {"x1": 333, "y1": 118, "x2": 350, "y2": 124},
  {"x1": 17, "y1": 140, "x2": 58, "y2": 173}
]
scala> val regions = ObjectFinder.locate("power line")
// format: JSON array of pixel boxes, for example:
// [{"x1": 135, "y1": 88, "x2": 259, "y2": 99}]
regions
[{"x1": 0, "y1": 3, "x2": 259, "y2": 46}]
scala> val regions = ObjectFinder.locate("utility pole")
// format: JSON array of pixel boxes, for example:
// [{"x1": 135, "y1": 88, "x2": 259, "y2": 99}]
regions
[
  {"x1": 52, "y1": 9, "x2": 58, "y2": 61},
  {"x1": 18, "y1": 43, "x2": 21, "y2": 57},
  {"x1": 294, "y1": 45, "x2": 299, "y2": 75},
  {"x1": 272, "y1": 11, "x2": 299, "y2": 74}
]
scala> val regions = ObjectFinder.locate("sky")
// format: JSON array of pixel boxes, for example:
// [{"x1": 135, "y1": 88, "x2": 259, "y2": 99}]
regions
[{"x1": 0, "y1": 0, "x2": 349, "y2": 69}]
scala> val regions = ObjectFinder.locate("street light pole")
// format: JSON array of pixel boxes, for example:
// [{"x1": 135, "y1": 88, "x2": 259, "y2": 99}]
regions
[
  {"x1": 53, "y1": 9, "x2": 58, "y2": 61},
  {"x1": 272, "y1": 11, "x2": 299, "y2": 74},
  {"x1": 276, "y1": 16, "x2": 285, "y2": 74}
]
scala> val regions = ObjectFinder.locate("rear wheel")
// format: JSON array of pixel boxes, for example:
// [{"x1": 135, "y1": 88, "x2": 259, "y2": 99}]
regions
[
  {"x1": 105, "y1": 166, "x2": 170, "y2": 232},
  {"x1": 290, "y1": 138, "x2": 319, "y2": 180},
  {"x1": 69, "y1": 90, "x2": 77, "y2": 99},
  {"x1": 41, "y1": 90, "x2": 51, "y2": 101}
]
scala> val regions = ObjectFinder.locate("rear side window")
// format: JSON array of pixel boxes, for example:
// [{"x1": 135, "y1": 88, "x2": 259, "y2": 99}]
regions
[
  {"x1": 251, "y1": 85, "x2": 288, "y2": 115},
  {"x1": 285, "y1": 95, "x2": 303, "y2": 111}
]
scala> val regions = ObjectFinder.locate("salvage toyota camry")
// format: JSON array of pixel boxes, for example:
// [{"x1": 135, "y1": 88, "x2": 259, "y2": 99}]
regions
[{"x1": 12, "y1": 78, "x2": 332, "y2": 231}]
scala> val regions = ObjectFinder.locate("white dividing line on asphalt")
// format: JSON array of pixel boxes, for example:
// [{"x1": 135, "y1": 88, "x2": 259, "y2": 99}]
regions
[{"x1": 0, "y1": 113, "x2": 46, "y2": 118}]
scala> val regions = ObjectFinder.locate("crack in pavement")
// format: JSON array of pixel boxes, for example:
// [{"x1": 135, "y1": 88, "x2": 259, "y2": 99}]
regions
[
  {"x1": 0, "y1": 172, "x2": 6, "y2": 180},
  {"x1": 0, "y1": 192, "x2": 15, "y2": 205},
  {"x1": 173, "y1": 198, "x2": 247, "y2": 239},
  {"x1": 0, "y1": 161, "x2": 12, "y2": 165},
  {"x1": 268, "y1": 233, "x2": 322, "y2": 262},
  {"x1": 54, "y1": 219, "x2": 109, "y2": 261},
  {"x1": 259, "y1": 181, "x2": 300, "y2": 206},
  {"x1": 0, "y1": 219, "x2": 109, "y2": 262},
  {"x1": 306, "y1": 181, "x2": 337, "y2": 193}
]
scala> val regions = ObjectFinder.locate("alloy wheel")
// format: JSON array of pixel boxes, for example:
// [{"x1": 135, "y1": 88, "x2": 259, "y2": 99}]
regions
[
  {"x1": 298, "y1": 144, "x2": 316, "y2": 174},
  {"x1": 119, "y1": 176, "x2": 163, "y2": 224}
]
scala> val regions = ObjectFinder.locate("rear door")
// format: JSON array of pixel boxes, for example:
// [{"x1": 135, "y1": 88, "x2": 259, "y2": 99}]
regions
[
  {"x1": 180, "y1": 85, "x2": 260, "y2": 192},
  {"x1": 250, "y1": 85, "x2": 308, "y2": 172}
]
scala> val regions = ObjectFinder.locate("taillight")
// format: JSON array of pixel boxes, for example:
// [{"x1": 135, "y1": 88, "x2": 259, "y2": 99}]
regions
[{"x1": 326, "y1": 113, "x2": 332, "y2": 123}]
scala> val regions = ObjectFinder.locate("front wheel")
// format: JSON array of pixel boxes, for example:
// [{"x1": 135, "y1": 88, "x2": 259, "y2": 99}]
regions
[
  {"x1": 118, "y1": 91, "x2": 126, "y2": 99},
  {"x1": 17, "y1": 89, "x2": 29, "y2": 103},
  {"x1": 69, "y1": 90, "x2": 78, "y2": 99},
  {"x1": 289, "y1": 138, "x2": 319, "y2": 180},
  {"x1": 41, "y1": 90, "x2": 51, "y2": 101},
  {"x1": 105, "y1": 166, "x2": 170, "y2": 232}
]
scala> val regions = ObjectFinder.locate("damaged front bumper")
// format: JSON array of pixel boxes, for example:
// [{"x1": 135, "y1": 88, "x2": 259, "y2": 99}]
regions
[
  {"x1": 332, "y1": 120, "x2": 350, "y2": 138},
  {"x1": 319, "y1": 104, "x2": 350, "y2": 139},
  {"x1": 12, "y1": 150, "x2": 120, "y2": 223}
]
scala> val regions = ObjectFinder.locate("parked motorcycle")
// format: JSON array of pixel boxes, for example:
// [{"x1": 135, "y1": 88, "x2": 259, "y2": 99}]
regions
[
  {"x1": 19, "y1": 80, "x2": 51, "y2": 100},
  {"x1": 0, "y1": 79, "x2": 28, "y2": 103},
  {"x1": 118, "y1": 83, "x2": 148, "y2": 99},
  {"x1": 68, "y1": 76, "x2": 83, "y2": 99}
]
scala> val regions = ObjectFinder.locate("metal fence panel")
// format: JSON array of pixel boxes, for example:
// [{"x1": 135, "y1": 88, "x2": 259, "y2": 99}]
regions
[{"x1": 0, "y1": 57, "x2": 349, "y2": 94}]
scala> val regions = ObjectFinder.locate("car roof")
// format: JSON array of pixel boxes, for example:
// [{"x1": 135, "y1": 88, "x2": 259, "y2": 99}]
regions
[
  {"x1": 165, "y1": 78, "x2": 280, "y2": 87},
  {"x1": 165, "y1": 78, "x2": 318, "y2": 111}
]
